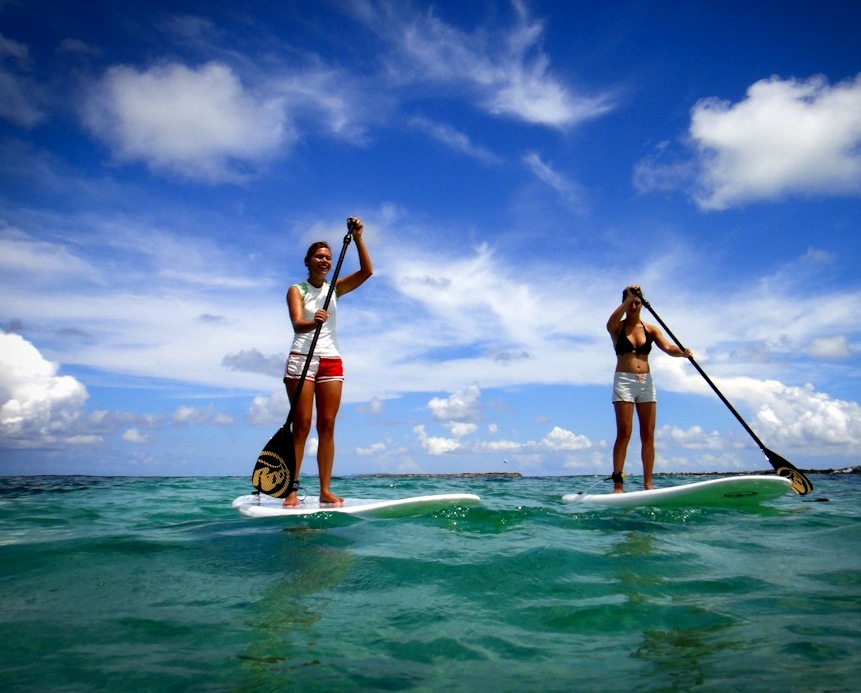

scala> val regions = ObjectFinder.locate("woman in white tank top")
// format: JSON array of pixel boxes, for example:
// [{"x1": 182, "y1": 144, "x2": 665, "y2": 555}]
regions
[{"x1": 282, "y1": 218, "x2": 373, "y2": 507}]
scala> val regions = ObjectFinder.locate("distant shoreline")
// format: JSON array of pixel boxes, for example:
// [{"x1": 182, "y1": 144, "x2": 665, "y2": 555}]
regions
[
  {"x1": 1, "y1": 467, "x2": 857, "y2": 480},
  {"x1": 353, "y1": 466, "x2": 860, "y2": 479}
]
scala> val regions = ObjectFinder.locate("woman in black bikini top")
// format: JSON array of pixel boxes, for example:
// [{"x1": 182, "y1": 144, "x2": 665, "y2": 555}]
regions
[{"x1": 606, "y1": 284, "x2": 692, "y2": 494}]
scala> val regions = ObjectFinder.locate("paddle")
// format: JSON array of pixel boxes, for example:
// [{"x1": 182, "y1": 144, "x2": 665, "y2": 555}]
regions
[
  {"x1": 251, "y1": 219, "x2": 358, "y2": 498},
  {"x1": 632, "y1": 288, "x2": 813, "y2": 495}
]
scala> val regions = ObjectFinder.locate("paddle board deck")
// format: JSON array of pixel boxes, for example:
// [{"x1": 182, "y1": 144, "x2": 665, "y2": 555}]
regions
[
  {"x1": 562, "y1": 475, "x2": 792, "y2": 509},
  {"x1": 232, "y1": 492, "x2": 481, "y2": 518}
]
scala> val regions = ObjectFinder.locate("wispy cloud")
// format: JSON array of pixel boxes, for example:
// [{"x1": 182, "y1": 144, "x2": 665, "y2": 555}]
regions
[
  {"x1": 409, "y1": 116, "x2": 500, "y2": 163},
  {"x1": 172, "y1": 405, "x2": 233, "y2": 426},
  {"x1": 346, "y1": 0, "x2": 615, "y2": 128},
  {"x1": 0, "y1": 32, "x2": 46, "y2": 128},
  {"x1": 523, "y1": 151, "x2": 586, "y2": 211}
]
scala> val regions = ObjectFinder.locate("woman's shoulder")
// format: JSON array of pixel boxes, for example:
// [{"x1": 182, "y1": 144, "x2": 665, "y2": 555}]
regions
[
  {"x1": 608, "y1": 317, "x2": 626, "y2": 334},
  {"x1": 288, "y1": 282, "x2": 307, "y2": 297}
]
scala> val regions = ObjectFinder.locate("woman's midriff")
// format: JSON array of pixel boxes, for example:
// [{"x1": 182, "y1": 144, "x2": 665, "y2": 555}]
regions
[{"x1": 615, "y1": 353, "x2": 650, "y2": 374}]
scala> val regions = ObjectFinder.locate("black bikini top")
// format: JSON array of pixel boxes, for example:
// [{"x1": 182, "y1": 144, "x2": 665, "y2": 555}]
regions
[{"x1": 615, "y1": 321, "x2": 652, "y2": 356}]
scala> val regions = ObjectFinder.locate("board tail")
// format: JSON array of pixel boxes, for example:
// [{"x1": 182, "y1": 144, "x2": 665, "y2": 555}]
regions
[{"x1": 251, "y1": 426, "x2": 296, "y2": 498}]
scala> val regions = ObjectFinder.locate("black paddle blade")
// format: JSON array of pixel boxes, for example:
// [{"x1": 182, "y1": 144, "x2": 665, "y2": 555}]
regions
[
  {"x1": 251, "y1": 426, "x2": 297, "y2": 498},
  {"x1": 765, "y1": 448, "x2": 813, "y2": 495}
]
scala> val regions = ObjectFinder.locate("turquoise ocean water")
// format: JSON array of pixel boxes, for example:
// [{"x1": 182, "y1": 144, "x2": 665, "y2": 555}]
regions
[{"x1": 0, "y1": 473, "x2": 858, "y2": 692}]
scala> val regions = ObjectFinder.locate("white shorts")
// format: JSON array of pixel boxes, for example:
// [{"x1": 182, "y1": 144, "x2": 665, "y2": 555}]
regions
[
  {"x1": 612, "y1": 372, "x2": 656, "y2": 403},
  {"x1": 283, "y1": 353, "x2": 344, "y2": 383}
]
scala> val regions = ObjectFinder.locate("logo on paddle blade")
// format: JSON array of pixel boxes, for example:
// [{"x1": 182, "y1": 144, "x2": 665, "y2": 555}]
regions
[
  {"x1": 776, "y1": 467, "x2": 813, "y2": 496},
  {"x1": 251, "y1": 427, "x2": 296, "y2": 498}
]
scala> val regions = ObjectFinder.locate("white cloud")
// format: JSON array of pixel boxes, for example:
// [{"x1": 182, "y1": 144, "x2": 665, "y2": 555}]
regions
[
  {"x1": 671, "y1": 372, "x2": 861, "y2": 454},
  {"x1": 660, "y1": 425, "x2": 725, "y2": 451},
  {"x1": 541, "y1": 425, "x2": 592, "y2": 451},
  {"x1": 635, "y1": 74, "x2": 861, "y2": 210},
  {"x1": 356, "y1": 441, "x2": 387, "y2": 456},
  {"x1": 446, "y1": 421, "x2": 478, "y2": 437},
  {"x1": 0, "y1": 331, "x2": 90, "y2": 448},
  {"x1": 222, "y1": 348, "x2": 284, "y2": 377},
  {"x1": 122, "y1": 428, "x2": 149, "y2": 444},
  {"x1": 427, "y1": 383, "x2": 482, "y2": 422},
  {"x1": 752, "y1": 381, "x2": 861, "y2": 448},
  {"x1": 484, "y1": 440, "x2": 521, "y2": 452},
  {"x1": 414, "y1": 424, "x2": 461, "y2": 455},
  {"x1": 173, "y1": 405, "x2": 198, "y2": 424},
  {"x1": 172, "y1": 405, "x2": 234, "y2": 426},
  {"x1": 410, "y1": 420, "x2": 596, "y2": 461},
  {"x1": 83, "y1": 61, "x2": 290, "y2": 182},
  {"x1": 690, "y1": 74, "x2": 861, "y2": 209},
  {"x1": 806, "y1": 335, "x2": 852, "y2": 359},
  {"x1": 248, "y1": 390, "x2": 289, "y2": 427}
]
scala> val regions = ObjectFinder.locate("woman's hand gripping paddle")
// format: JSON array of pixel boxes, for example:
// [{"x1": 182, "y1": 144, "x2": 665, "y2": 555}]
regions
[
  {"x1": 251, "y1": 218, "x2": 358, "y2": 498},
  {"x1": 633, "y1": 289, "x2": 813, "y2": 495}
]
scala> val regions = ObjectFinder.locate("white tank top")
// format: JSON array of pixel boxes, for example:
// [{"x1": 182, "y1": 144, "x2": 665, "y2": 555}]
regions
[{"x1": 289, "y1": 281, "x2": 340, "y2": 357}]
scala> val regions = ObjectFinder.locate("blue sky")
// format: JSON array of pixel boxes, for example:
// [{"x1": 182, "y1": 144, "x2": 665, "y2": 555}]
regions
[{"x1": 1, "y1": 0, "x2": 860, "y2": 479}]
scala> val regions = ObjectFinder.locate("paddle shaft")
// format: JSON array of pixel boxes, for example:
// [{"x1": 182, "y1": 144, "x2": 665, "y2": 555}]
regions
[
  {"x1": 625, "y1": 289, "x2": 811, "y2": 494},
  {"x1": 632, "y1": 290, "x2": 769, "y2": 451},
  {"x1": 285, "y1": 228, "x2": 354, "y2": 427}
]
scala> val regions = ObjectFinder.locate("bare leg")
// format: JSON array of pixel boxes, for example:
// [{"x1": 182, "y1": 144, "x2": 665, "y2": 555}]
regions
[
  {"x1": 282, "y1": 378, "x2": 315, "y2": 507},
  {"x1": 314, "y1": 380, "x2": 344, "y2": 504},
  {"x1": 612, "y1": 401, "x2": 634, "y2": 493},
  {"x1": 636, "y1": 402, "x2": 656, "y2": 490}
]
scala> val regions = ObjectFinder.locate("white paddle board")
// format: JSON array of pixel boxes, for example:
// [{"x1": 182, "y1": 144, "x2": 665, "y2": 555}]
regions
[
  {"x1": 232, "y1": 492, "x2": 481, "y2": 518},
  {"x1": 562, "y1": 475, "x2": 792, "y2": 509}
]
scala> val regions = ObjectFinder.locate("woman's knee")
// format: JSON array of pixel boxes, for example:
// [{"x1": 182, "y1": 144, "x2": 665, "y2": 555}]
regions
[
  {"x1": 615, "y1": 417, "x2": 634, "y2": 438},
  {"x1": 316, "y1": 414, "x2": 337, "y2": 437},
  {"x1": 292, "y1": 416, "x2": 313, "y2": 439},
  {"x1": 614, "y1": 428, "x2": 632, "y2": 445}
]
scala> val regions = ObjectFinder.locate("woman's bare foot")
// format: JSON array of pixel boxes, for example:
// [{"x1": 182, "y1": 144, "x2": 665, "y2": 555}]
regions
[
  {"x1": 282, "y1": 491, "x2": 300, "y2": 508},
  {"x1": 319, "y1": 490, "x2": 344, "y2": 505}
]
